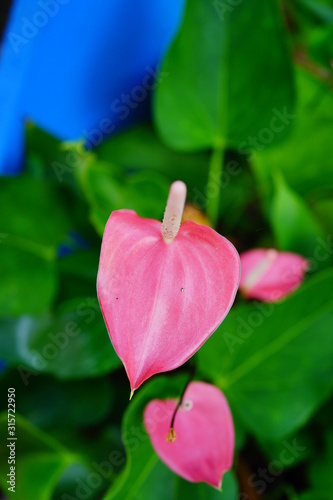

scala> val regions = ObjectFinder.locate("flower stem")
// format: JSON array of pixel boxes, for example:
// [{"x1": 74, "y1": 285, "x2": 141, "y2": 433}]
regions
[
  {"x1": 206, "y1": 147, "x2": 224, "y2": 228},
  {"x1": 165, "y1": 363, "x2": 196, "y2": 442}
]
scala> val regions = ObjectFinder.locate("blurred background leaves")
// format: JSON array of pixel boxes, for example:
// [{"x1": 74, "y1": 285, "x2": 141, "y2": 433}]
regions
[{"x1": 0, "y1": 0, "x2": 333, "y2": 499}]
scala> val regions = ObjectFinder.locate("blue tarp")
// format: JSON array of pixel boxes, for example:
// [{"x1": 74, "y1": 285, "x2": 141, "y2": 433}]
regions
[{"x1": 0, "y1": 0, "x2": 184, "y2": 174}]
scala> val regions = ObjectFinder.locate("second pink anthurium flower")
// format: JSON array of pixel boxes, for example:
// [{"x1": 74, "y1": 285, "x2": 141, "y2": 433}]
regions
[
  {"x1": 144, "y1": 381, "x2": 234, "y2": 488},
  {"x1": 239, "y1": 248, "x2": 308, "y2": 302},
  {"x1": 97, "y1": 181, "x2": 240, "y2": 394}
]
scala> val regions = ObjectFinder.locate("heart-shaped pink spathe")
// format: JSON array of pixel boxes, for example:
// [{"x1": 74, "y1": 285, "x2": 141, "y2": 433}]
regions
[
  {"x1": 144, "y1": 381, "x2": 234, "y2": 488},
  {"x1": 239, "y1": 248, "x2": 308, "y2": 302},
  {"x1": 97, "y1": 182, "x2": 240, "y2": 393}
]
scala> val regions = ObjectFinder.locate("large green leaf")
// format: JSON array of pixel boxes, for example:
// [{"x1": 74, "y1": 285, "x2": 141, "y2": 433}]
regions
[
  {"x1": 56, "y1": 248, "x2": 100, "y2": 303},
  {"x1": 154, "y1": 0, "x2": 294, "y2": 150},
  {"x1": 175, "y1": 472, "x2": 237, "y2": 500},
  {"x1": 0, "y1": 370, "x2": 113, "y2": 429},
  {"x1": 97, "y1": 125, "x2": 210, "y2": 187},
  {"x1": 0, "y1": 177, "x2": 72, "y2": 316},
  {"x1": 75, "y1": 157, "x2": 170, "y2": 235},
  {"x1": 270, "y1": 174, "x2": 327, "y2": 264},
  {"x1": 253, "y1": 70, "x2": 333, "y2": 204},
  {"x1": 105, "y1": 376, "x2": 238, "y2": 500},
  {"x1": 25, "y1": 124, "x2": 83, "y2": 192},
  {"x1": 0, "y1": 176, "x2": 70, "y2": 249},
  {"x1": 97, "y1": 125, "x2": 255, "y2": 230},
  {"x1": 96, "y1": 126, "x2": 255, "y2": 230},
  {"x1": 198, "y1": 269, "x2": 333, "y2": 440},
  {"x1": 0, "y1": 246, "x2": 57, "y2": 316},
  {"x1": 0, "y1": 297, "x2": 121, "y2": 379},
  {"x1": 57, "y1": 249, "x2": 99, "y2": 282},
  {"x1": 0, "y1": 413, "x2": 79, "y2": 500},
  {"x1": 53, "y1": 463, "x2": 107, "y2": 500}
]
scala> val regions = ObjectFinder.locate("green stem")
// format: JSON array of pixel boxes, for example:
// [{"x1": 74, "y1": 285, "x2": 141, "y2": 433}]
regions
[{"x1": 206, "y1": 147, "x2": 224, "y2": 227}]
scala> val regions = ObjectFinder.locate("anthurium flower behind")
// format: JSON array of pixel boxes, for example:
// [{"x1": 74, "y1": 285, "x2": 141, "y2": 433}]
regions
[
  {"x1": 239, "y1": 248, "x2": 308, "y2": 302},
  {"x1": 97, "y1": 181, "x2": 240, "y2": 393},
  {"x1": 144, "y1": 381, "x2": 234, "y2": 488}
]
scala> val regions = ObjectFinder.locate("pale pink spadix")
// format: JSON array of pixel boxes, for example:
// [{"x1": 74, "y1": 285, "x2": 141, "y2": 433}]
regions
[
  {"x1": 144, "y1": 381, "x2": 234, "y2": 488},
  {"x1": 97, "y1": 181, "x2": 240, "y2": 393},
  {"x1": 239, "y1": 248, "x2": 308, "y2": 302}
]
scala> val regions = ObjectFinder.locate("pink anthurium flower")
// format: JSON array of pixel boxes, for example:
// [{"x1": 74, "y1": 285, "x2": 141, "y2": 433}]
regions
[
  {"x1": 144, "y1": 381, "x2": 234, "y2": 489},
  {"x1": 97, "y1": 181, "x2": 240, "y2": 395},
  {"x1": 239, "y1": 248, "x2": 308, "y2": 302}
]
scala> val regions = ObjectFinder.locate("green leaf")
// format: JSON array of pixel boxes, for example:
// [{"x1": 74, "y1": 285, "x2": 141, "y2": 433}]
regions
[
  {"x1": 253, "y1": 70, "x2": 333, "y2": 204},
  {"x1": 56, "y1": 249, "x2": 100, "y2": 302},
  {"x1": 105, "y1": 375, "x2": 184, "y2": 500},
  {"x1": 96, "y1": 126, "x2": 254, "y2": 230},
  {"x1": 259, "y1": 426, "x2": 314, "y2": 469},
  {"x1": 307, "y1": 26, "x2": 333, "y2": 69},
  {"x1": 176, "y1": 471, "x2": 238, "y2": 500},
  {"x1": 293, "y1": 0, "x2": 333, "y2": 24},
  {"x1": 17, "y1": 453, "x2": 70, "y2": 500},
  {"x1": 57, "y1": 249, "x2": 99, "y2": 281},
  {"x1": 309, "y1": 431, "x2": 333, "y2": 493},
  {"x1": 0, "y1": 370, "x2": 113, "y2": 429},
  {"x1": 298, "y1": 493, "x2": 332, "y2": 500},
  {"x1": 97, "y1": 125, "x2": 210, "y2": 187},
  {"x1": 0, "y1": 176, "x2": 73, "y2": 316},
  {"x1": 26, "y1": 124, "x2": 62, "y2": 173},
  {"x1": 53, "y1": 463, "x2": 107, "y2": 500},
  {"x1": 0, "y1": 176, "x2": 70, "y2": 250},
  {"x1": 0, "y1": 413, "x2": 77, "y2": 500},
  {"x1": 0, "y1": 246, "x2": 57, "y2": 316},
  {"x1": 154, "y1": 0, "x2": 294, "y2": 150},
  {"x1": 312, "y1": 198, "x2": 333, "y2": 236},
  {"x1": 198, "y1": 269, "x2": 333, "y2": 440},
  {"x1": 105, "y1": 375, "x2": 238, "y2": 499},
  {"x1": 270, "y1": 173, "x2": 327, "y2": 263},
  {"x1": 75, "y1": 158, "x2": 170, "y2": 235},
  {"x1": 25, "y1": 124, "x2": 83, "y2": 190},
  {"x1": 0, "y1": 297, "x2": 121, "y2": 379}
]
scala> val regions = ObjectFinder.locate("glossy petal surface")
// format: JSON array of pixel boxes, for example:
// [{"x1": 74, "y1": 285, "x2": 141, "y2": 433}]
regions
[
  {"x1": 240, "y1": 248, "x2": 308, "y2": 302},
  {"x1": 144, "y1": 381, "x2": 234, "y2": 488},
  {"x1": 97, "y1": 210, "x2": 240, "y2": 390}
]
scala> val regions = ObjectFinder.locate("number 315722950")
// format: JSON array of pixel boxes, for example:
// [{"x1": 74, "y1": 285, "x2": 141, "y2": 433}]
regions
[{"x1": 8, "y1": 388, "x2": 15, "y2": 427}]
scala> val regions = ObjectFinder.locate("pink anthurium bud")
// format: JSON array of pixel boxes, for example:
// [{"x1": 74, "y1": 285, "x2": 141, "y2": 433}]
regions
[
  {"x1": 239, "y1": 248, "x2": 308, "y2": 302},
  {"x1": 144, "y1": 381, "x2": 234, "y2": 489},
  {"x1": 97, "y1": 181, "x2": 240, "y2": 394}
]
